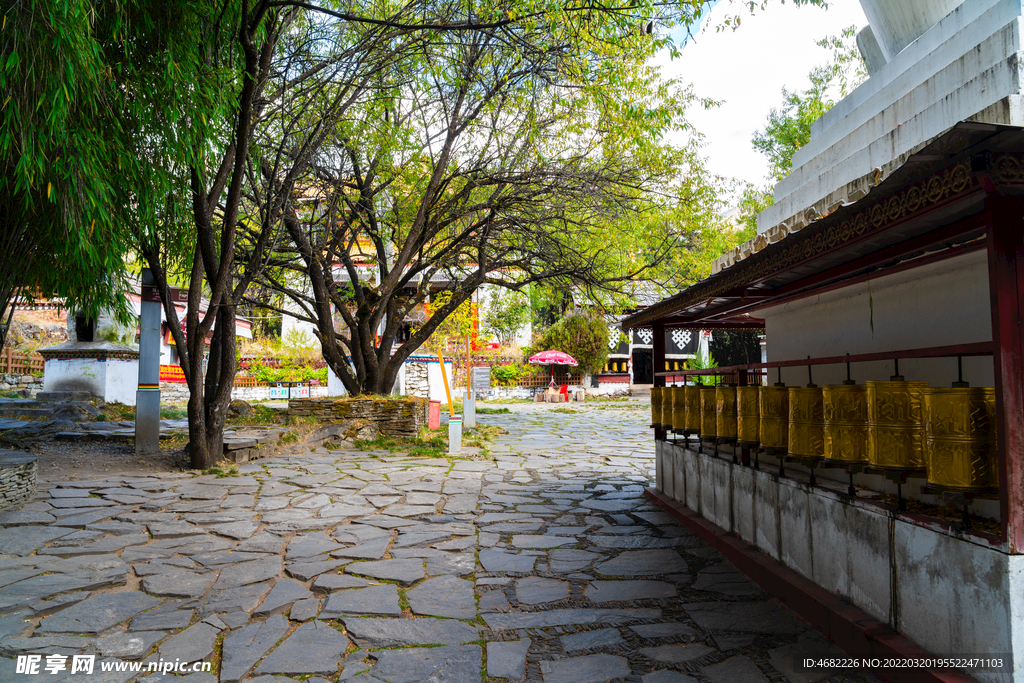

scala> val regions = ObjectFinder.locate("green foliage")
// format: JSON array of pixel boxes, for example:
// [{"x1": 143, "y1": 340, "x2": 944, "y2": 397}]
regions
[
  {"x1": 709, "y1": 330, "x2": 763, "y2": 367},
  {"x1": 689, "y1": 347, "x2": 718, "y2": 385},
  {"x1": 736, "y1": 182, "x2": 774, "y2": 237},
  {"x1": 535, "y1": 312, "x2": 610, "y2": 375},
  {"x1": 491, "y1": 363, "x2": 528, "y2": 387},
  {"x1": 245, "y1": 361, "x2": 328, "y2": 384},
  {"x1": 483, "y1": 290, "x2": 530, "y2": 348},
  {"x1": 752, "y1": 25, "x2": 867, "y2": 181}
]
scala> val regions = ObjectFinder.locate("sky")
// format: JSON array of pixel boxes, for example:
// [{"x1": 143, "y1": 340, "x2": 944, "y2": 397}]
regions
[{"x1": 655, "y1": 0, "x2": 868, "y2": 188}]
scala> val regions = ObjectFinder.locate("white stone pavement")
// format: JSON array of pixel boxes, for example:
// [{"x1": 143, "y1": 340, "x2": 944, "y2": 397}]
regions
[{"x1": 0, "y1": 400, "x2": 878, "y2": 682}]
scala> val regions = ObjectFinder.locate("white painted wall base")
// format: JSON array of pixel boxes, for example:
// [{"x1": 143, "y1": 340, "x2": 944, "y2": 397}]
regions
[
  {"x1": 43, "y1": 358, "x2": 138, "y2": 406},
  {"x1": 655, "y1": 440, "x2": 1018, "y2": 683}
]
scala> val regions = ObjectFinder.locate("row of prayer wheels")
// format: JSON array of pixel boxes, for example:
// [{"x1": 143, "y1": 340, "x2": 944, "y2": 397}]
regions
[{"x1": 651, "y1": 381, "x2": 998, "y2": 492}]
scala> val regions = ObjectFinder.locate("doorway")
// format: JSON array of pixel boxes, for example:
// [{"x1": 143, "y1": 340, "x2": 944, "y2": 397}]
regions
[{"x1": 632, "y1": 348, "x2": 652, "y2": 384}]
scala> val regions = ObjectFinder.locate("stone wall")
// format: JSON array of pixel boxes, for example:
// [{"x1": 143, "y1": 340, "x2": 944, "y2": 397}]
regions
[
  {"x1": 0, "y1": 451, "x2": 37, "y2": 511},
  {"x1": 158, "y1": 382, "x2": 330, "y2": 405},
  {"x1": 287, "y1": 396, "x2": 428, "y2": 437},
  {"x1": 405, "y1": 362, "x2": 429, "y2": 398},
  {"x1": 1, "y1": 374, "x2": 43, "y2": 398}
]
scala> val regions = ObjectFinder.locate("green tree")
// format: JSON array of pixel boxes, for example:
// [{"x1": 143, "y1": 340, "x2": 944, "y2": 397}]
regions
[
  {"x1": 752, "y1": 25, "x2": 866, "y2": 181},
  {"x1": 536, "y1": 312, "x2": 610, "y2": 375},
  {"x1": 484, "y1": 289, "x2": 531, "y2": 348}
]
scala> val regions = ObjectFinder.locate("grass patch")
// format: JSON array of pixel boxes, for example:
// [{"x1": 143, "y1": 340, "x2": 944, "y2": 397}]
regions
[
  {"x1": 225, "y1": 403, "x2": 285, "y2": 426},
  {"x1": 278, "y1": 431, "x2": 300, "y2": 444},
  {"x1": 475, "y1": 407, "x2": 510, "y2": 414},
  {"x1": 354, "y1": 429, "x2": 448, "y2": 458},
  {"x1": 202, "y1": 463, "x2": 240, "y2": 477},
  {"x1": 551, "y1": 407, "x2": 580, "y2": 414}
]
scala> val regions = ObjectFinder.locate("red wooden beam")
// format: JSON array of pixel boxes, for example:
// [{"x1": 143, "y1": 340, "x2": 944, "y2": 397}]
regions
[
  {"x1": 655, "y1": 341, "x2": 994, "y2": 378},
  {"x1": 985, "y1": 195, "x2": 1024, "y2": 554}
]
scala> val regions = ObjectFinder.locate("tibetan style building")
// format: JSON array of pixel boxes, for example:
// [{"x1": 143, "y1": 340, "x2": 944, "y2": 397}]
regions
[{"x1": 623, "y1": 2, "x2": 1024, "y2": 681}]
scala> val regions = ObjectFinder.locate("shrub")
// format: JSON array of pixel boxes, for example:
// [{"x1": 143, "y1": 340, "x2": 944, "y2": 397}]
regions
[{"x1": 534, "y1": 311, "x2": 610, "y2": 374}]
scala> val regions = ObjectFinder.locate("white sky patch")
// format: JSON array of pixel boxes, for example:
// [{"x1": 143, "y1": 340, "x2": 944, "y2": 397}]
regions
[{"x1": 655, "y1": 0, "x2": 868, "y2": 186}]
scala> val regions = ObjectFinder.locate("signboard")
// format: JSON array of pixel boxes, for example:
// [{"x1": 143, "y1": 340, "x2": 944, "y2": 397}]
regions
[
  {"x1": 140, "y1": 285, "x2": 190, "y2": 304},
  {"x1": 472, "y1": 366, "x2": 491, "y2": 394},
  {"x1": 269, "y1": 386, "x2": 289, "y2": 399},
  {"x1": 289, "y1": 385, "x2": 310, "y2": 399}
]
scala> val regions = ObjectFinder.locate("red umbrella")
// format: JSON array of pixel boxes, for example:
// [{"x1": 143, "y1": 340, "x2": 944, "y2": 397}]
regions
[{"x1": 528, "y1": 350, "x2": 578, "y2": 387}]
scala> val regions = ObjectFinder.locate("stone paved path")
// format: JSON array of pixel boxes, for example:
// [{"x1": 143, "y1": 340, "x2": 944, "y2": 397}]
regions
[{"x1": 0, "y1": 400, "x2": 877, "y2": 682}]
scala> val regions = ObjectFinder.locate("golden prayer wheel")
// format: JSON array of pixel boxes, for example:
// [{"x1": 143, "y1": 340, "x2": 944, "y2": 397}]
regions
[
  {"x1": 922, "y1": 387, "x2": 998, "y2": 491},
  {"x1": 867, "y1": 380, "x2": 928, "y2": 470},
  {"x1": 700, "y1": 386, "x2": 718, "y2": 442},
  {"x1": 823, "y1": 384, "x2": 869, "y2": 465},
  {"x1": 684, "y1": 385, "x2": 701, "y2": 435},
  {"x1": 650, "y1": 386, "x2": 662, "y2": 429},
  {"x1": 759, "y1": 385, "x2": 789, "y2": 453},
  {"x1": 736, "y1": 386, "x2": 760, "y2": 447},
  {"x1": 716, "y1": 386, "x2": 738, "y2": 444},
  {"x1": 670, "y1": 387, "x2": 687, "y2": 433},
  {"x1": 788, "y1": 387, "x2": 825, "y2": 461},
  {"x1": 661, "y1": 387, "x2": 677, "y2": 430}
]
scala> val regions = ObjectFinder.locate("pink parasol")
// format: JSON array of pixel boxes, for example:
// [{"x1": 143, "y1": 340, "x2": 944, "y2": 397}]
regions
[{"x1": 528, "y1": 350, "x2": 578, "y2": 387}]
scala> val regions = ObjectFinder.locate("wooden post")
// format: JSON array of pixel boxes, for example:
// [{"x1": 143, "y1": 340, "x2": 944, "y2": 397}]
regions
[
  {"x1": 985, "y1": 194, "x2": 1024, "y2": 553},
  {"x1": 653, "y1": 325, "x2": 666, "y2": 442}
]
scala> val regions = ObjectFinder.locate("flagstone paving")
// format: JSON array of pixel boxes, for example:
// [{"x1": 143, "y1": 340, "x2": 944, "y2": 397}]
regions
[{"x1": 0, "y1": 399, "x2": 877, "y2": 682}]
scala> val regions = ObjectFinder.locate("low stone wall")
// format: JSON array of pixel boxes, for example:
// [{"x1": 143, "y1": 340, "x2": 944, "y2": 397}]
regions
[
  {"x1": 1, "y1": 374, "x2": 44, "y2": 398},
  {"x1": 287, "y1": 396, "x2": 428, "y2": 437},
  {"x1": 0, "y1": 450, "x2": 37, "y2": 511},
  {"x1": 159, "y1": 382, "x2": 330, "y2": 405}
]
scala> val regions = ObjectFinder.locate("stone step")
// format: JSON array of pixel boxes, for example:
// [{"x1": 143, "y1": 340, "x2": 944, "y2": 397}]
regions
[
  {"x1": 35, "y1": 391, "x2": 92, "y2": 402},
  {"x1": 0, "y1": 408, "x2": 56, "y2": 419}
]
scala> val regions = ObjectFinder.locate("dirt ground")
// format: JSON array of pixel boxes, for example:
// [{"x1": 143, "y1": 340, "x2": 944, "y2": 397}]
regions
[{"x1": 26, "y1": 440, "x2": 191, "y2": 483}]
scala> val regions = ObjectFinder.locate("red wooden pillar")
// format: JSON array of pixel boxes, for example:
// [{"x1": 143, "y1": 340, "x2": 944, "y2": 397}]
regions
[
  {"x1": 985, "y1": 194, "x2": 1024, "y2": 553},
  {"x1": 653, "y1": 325, "x2": 667, "y2": 441}
]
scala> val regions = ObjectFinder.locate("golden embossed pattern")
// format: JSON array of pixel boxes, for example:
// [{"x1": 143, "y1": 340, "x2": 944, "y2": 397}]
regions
[
  {"x1": 700, "y1": 386, "x2": 718, "y2": 439},
  {"x1": 716, "y1": 386, "x2": 738, "y2": 441},
  {"x1": 923, "y1": 388, "x2": 997, "y2": 490},
  {"x1": 660, "y1": 387, "x2": 674, "y2": 430},
  {"x1": 867, "y1": 381, "x2": 928, "y2": 470},
  {"x1": 684, "y1": 386, "x2": 701, "y2": 433},
  {"x1": 788, "y1": 387, "x2": 824, "y2": 459},
  {"x1": 670, "y1": 387, "x2": 686, "y2": 432},
  {"x1": 651, "y1": 387, "x2": 662, "y2": 428},
  {"x1": 823, "y1": 385, "x2": 868, "y2": 464},
  {"x1": 737, "y1": 387, "x2": 760, "y2": 446},
  {"x1": 759, "y1": 386, "x2": 789, "y2": 450}
]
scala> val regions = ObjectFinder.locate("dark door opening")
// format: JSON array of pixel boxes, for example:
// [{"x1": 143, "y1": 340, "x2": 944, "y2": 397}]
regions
[{"x1": 632, "y1": 349, "x2": 652, "y2": 384}]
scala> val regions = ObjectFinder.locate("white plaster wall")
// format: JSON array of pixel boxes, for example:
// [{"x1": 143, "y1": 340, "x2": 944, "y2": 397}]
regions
[
  {"x1": 859, "y1": 0, "x2": 963, "y2": 62},
  {"x1": 44, "y1": 359, "x2": 139, "y2": 406},
  {"x1": 757, "y1": 250, "x2": 994, "y2": 388},
  {"x1": 426, "y1": 361, "x2": 454, "y2": 403}
]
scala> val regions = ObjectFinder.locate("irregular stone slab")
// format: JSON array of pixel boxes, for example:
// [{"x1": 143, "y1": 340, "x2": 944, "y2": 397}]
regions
[
  {"x1": 220, "y1": 614, "x2": 290, "y2": 683},
  {"x1": 290, "y1": 597, "x2": 321, "y2": 621},
  {"x1": 236, "y1": 531, "x2": 287, "y2": 553},
  {"x1": 286, "y1": 559, "x2": 348, "y2": 581},
  {"x1": 311, "y1": 573, "x2": 372, "y2": 593},
  {"x1": 94, "y1": 630, "x2": 164, "y2": 659},
  {"x1": 509, "y1": 534, "x2": 576, "y2": 549},
  {"x1": 254, "y1": 620, "x2": 349, "y2": 676},
  {"x1": 212, "y1": 557, "x2": 281, "y2": 590},
  {"x1": 149, "y1": 521, "x2": 200, "y2": 538},
  {"x1": 585, "y1": 580, "x2": 677, "y2": 603},
  {"x1": 683, "y1": 602, "x2": 804, "y2": 635},
  {"x1": 345, "y1": 559, "x2": 424, "y2": 586},
  {"x1": 549, "y1": 549, "x2": 602, "y2": 573},
  {"x1": 37, "y1": 591, "x2": 160, "y2": 633},
  {"x1": 539, "y1": 654, "x2": 629, "y2": 683},
  {"x1": 392, "y1": 531, "x2": 451, "y2": 549},
  {"x1": 319, "y1": 503, "x2": 377, "y2": 518},
  {"x1": 0, "y1": 526, "x2": 76, "y2": 556},
  {"x1": 516, "y1": 576, "x2": 569, "y2": 605},
  {"x1": 0, "y1": 511, "x2": 56, "y2": 525},
  {"x1": 484, "y1": 608, "x2": 660, "y2": 631},
  {"x1": 286, "y1": 531, "x2": 342, "y2": 560},
  {"x1": 580, "y1": 499, "x2": 639, "y2": 512},
  {"x1": 630, "y1": 623, "x2": 699, "y2": 639},
  {"x1": 38, "y1": 532, "x2": 151, "y2": 557},
  {"x1": 331, "y1": 537, "x2": 390, "y2": 560},
  {"x1": 254, "y1": 578, "x2": 313, "y2": 617},
  {"x1": 406, "y1": 576, "x2": 475, "y2": 619},
  {"x1": 141, "y1": 571, "x2": 216, "y2": 598},
  {"x1": 158, "y1": 622, "x2": 219, "y2": 665},
  {"x1": 486, "y1": 639, "x2": 530, "y2": 679},
  {"x1": 561, "y1": 627, "x2": 624, "y2": 653},
  {"x1": 372, "y1": 644, "x2": 482, "y2": 683},
  {"x1": 131, "y1": 609, "x2": 194, "y2": 631},
  {"x1": 641, "y1": 644, "x2": 716, "y2": 664},
  {"x1": 642, "y1": 671, "x2": 699, "y2": 683},
  {"x1": 190, "y1": 582, "x2": 272, "y2": 617},
  {"x1": 702, "y1": 655, "x2": 770, "y2": 683},
  {"x1": 425, "y1": 552, "x2": 476, "y2": 577},
  {"x1": 320, "y1": 584, "x2": 401, "y2": 617},
  {"x1": 692, "y1": 564, "x2": 762, "y2": 597},
  {"x1": 208, "y1": 521, "x2": 260, "y2": 540},
  {"x1": 0, "y1": 609, "x2": 33, "y2": 640},
  {"x1": 342, "y1": 617, "x2": 479, "y2": 647},
  {"x1": 0, "y1": 567, "x2": 45, "y2": 589},
  {"x1": 478, "y1": 549, "x2": 536, "y2": 573},
  {"x1": 589, "y1": 536, "x2": 681, "y2": 549},
  {"x1": 354, "y1": 515, "x2": 419, "y2": 528},
  {"x1": 478, "y1": 589, "x2": 511, "y2": 613},
  {"x1": 595, "y1": 550, "x2": 687, "y2": 576},
  {"x1": 382, "y1": 504, "x2": 438, "y2": 518}
]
